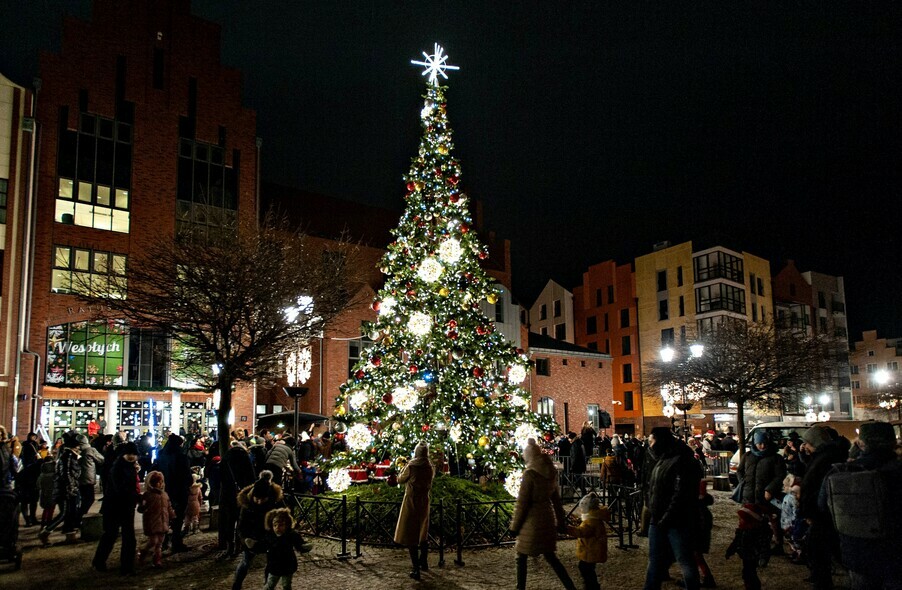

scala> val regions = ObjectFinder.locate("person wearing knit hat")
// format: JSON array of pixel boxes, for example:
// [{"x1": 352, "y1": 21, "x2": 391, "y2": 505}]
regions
[
  {"x1": 801, "y1": 424, "x2": 833, "y2": 451},
  {"x1": 394, "y1": 442, "x2": 434, "y2": 580},
  {"x1": 643, "y1": 426, "x2": 704, "y2": 590},
  {"x1": 566, "y1": 492, "x2": 611, "y2": 590},
  {"x1": 232, "y1": 470, "x2": 284, "y2": 590},
  {"x1": 92, "y1": 436, "x2": 141, "y2": 575},
  {"x1": 510, "y1": 439, "x2": 577, "y2": 590},
  {"x1": 857, "y1": 421, "x2": 897, "y2": 451}
]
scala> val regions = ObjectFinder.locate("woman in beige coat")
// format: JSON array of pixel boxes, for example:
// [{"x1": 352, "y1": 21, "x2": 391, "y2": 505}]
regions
[
  {"x1": 509, "y1": 439, "x2": 577, "y2": 590},
  {"x1": 393, "y1": 442, "x2": 434, "y2": 580}
]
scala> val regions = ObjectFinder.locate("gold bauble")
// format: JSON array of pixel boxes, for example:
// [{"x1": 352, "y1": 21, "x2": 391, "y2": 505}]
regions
[
  {"x1": 438, "y1": 145, "x2": 449, "y2": 155},
  {"x1": 439, "y1": 287, "x2": 451, "y2": 297},
  {"x1": 486, "y1": 293, "x2": 498, "y2": 305},
  {"x1": 478, "y1": 436, "x2": 489, "y2": 447},
  {"x1": 334, "y1": 405, "x2": 346, "y2": 416},
  {"x1": 474, "y1": 397, "x2": 486, "y2": 408}
]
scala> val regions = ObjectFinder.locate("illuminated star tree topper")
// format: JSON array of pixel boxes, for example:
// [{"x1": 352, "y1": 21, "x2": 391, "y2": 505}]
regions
[{"x1": 411, "y1": 42, "x2": 459, "y2": 86}]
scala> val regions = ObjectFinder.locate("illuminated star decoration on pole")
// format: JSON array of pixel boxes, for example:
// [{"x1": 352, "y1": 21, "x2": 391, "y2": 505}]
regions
[{"x1": 411, "y1": 43, "x2": 459, "y2": 86}]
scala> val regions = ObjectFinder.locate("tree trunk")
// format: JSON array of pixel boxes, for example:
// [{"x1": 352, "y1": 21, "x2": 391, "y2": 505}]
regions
[
  {"x1": 216, "y1": 375, "x2": 233, "y2": 461},
  {"x1": 736, "y1": 399, "x2": 747, "y2": 460}
]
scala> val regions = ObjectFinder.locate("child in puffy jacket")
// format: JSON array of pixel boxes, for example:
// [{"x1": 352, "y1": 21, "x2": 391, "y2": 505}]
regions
[
  {"x1": 566, "y1": 492, "x2": 610, "y2": 590},
  {"x1": 37, "y1": 458, "x2": 57, "y2": 527},
  {"x1": 184, "y1": 474, "x2": 203, "y2": 534},
  {"x1": 138, "y1": 470, "x2": 176, "y2": 567}
]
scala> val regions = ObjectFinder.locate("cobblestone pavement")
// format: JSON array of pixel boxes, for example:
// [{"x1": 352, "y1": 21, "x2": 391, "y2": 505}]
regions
[{"x1": 0, "y1": 491, "x2": 851, "y2": 589}]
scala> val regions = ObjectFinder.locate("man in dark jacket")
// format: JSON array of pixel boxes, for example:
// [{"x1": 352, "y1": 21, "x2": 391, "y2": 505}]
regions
[
  {"x1": 39, "y1": 430, "x2": 82, "y2": 545},
  {"x1": 263, "y1": 439, "x2": 302, "y2": 487},
  {"x1": 157, "y1": 434, "x2": 193, "y2": 552},
  {"x1": 232, "y1": 470, "x2": 285, "y2": 590},
  {"x1": 17, "y1": 432, "x2": 41, "y2": 526},
  {"x1": 219, "y1": 440, "x2": 256, "y2": 557},
  {"x1": 92, "y1": 442, "x2": 141, "y2": 575},
  {"x1": 798, "y1": 425, "x2": 850, "y2": 590},
  {"x1": 737, "y1": 430, "x2": 786, "y2": 505},
  {"x1": 568, "y1": 432, "x2": 587, "y2": 496},
  {"x1": 820, "y1": 421, "x2": 902, "y2": 589},
  {"x1": 643, "y1": 427, "x2": 704, "y2": 590}
]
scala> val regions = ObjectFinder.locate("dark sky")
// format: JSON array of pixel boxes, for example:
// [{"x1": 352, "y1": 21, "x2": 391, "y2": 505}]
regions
[{"x1": 2, "y1": 1, "x2": 901, "y2": 339}]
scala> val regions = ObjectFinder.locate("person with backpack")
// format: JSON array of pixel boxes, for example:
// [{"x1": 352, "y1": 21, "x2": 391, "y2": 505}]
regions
[{"x1": 820, "y1": 421, "x2": 902, "y2": 589}]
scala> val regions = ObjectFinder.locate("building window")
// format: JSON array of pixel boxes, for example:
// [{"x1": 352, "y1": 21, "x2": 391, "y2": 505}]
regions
[
  {"x1": 818, "y1": 291, "x2": 826, "y2": 309},
  {"x1": 495, "y1": 296, "x2": 505, "y2": 323},
  {"x1": 176, "y1": 138, "x2": 239, "y2": 243},
  {"x1": 553, "y1": 299, "x2": 562, "y2": 317},
  {"x1": 889, "y1": 361, "x2": 899, "y2": 371},
  {"x1": 607, "y1": 285, "x2": 614, "y2": 304},
  {"x1": 756, "y1": 277, "x2": 764, "y2": 296},
  {"x1": 866, "y1": 363, "x2": 877, "y2": 373},
  {"x1": 852, "y1": 381, "x2": 860, "y2": 389},
  {"x1": 695, "y1": 283, "x2": 746, "y2": 314},
  {"x1": 537, "y1": 396, "x2": 554, "y2": 417},
  {"x1": 587, "y1": 342, "x2": 597, "y2": 350},
  {"x1": 693, "y1": 250, "x2": 744, "y2": 283},
  {"x1": 554, "y1": 323, "x2": 566, "y2": 340},
  {"x1": 622, "y1": 335, "x2": 631, "y2": 355},
  {"x1": 679, "y1": 296, "x2": 685, "y2": 317},
  {"x1": 127, "y1": 328, "x2": 168, "y2": 388},
  {"x1": 603, "y1": 313, "x2": 609, "y2": 332},
  {"x1": 752, "y1": 304, "x2": 758, "y2": 322},
  {"x1": 580, "y1": 360, "x2": 586, "y2": 367},
  {"x1": 540, "y1": 304, "x2": 547, "y2": 320},
  {"x1": 46, "y1": 321, "x2": 127, "y2": 386},
  {"x1": 587, "y1": 404, "x2": 600, "y2": 430},
  {"x1": 867, "y1": 350, "x2": 875, "y2": 357},
  {"x1": 562, "y1": 358, "x2": 568, "y2": 366},
  {"x1": 595, "y1": 289, "x2": 602, "y2": 307},
  {"x1": 620, "y1": 308, "x2": 630, "y2": 328},
  {"x1": 347, "y1": 336, "x2": 373, "y2": 378},
  {"x1": 677, "y1": 266, "x2": 683, "y2": 287},
  {"x1": 605, "y1": 339, "x2": 610, "y2": 354},
  {"x1": 272, "y1": 404, "x2": 283, "y2": 413},
  {"x1": 536, "y1": 358, "x2": 550, "y2": 376},
  {"x1": 789, "y1": 283, "x2": 796, "y2": 296},
  {"x1": 541, "y1": 327, "x2": 548, "y2": 336},
  {"x1": 661, "y1": 328, "x2": 674, "y2": 347},
  {"x1": 659, "y1": 299, "x2": 669, "y2": 321},
  {"x1": 55, "y1": 112, "x2": 132, "y2": 233},
  {"x1": 51, "y1": 245, "x2": 127, "y2": 298},
  {"x1": 657, "y1": 270, "x2": 667, "y2": 292},
  {"x1": 586, "y1": 316, "x2": 597, "y2": 335},
  {"x1": 0, "y1": 178, "x2": 7, "y2": 224},
  {"x1": 624, "y1": 390, "x2": 634, "y2": 411},
  {"x1": 256, "y1": 404, "x2": 268, "y2": 416},
  {"x1": 850, "y1": 365, "x2": 859, "y2": 374},
  {"x1": 623, "y1": 363, "x2": 633, "y2": 383}
]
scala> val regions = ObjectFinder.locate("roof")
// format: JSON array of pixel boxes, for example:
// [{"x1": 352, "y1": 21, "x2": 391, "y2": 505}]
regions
[{"x1": 527, "y1": 332, "x2": 611, "y2": 358}]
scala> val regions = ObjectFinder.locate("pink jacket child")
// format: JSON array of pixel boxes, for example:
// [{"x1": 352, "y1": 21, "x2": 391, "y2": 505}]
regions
[
  {"x1": 138, "y1": 471, "x2": 176, "y2": 567},
  {"x1": 184, "y1": 476, "x2": 203, "y2": 532}
]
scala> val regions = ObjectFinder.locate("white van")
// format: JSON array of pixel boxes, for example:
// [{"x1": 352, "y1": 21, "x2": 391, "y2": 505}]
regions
[{"x1": 728, "y1": 421, "x2": 814, "y2": 478}]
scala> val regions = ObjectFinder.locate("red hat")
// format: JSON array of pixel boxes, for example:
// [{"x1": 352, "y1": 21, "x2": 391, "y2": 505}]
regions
[{"x1": 706, "y1": 430, "x2": 716, "y2": 435}]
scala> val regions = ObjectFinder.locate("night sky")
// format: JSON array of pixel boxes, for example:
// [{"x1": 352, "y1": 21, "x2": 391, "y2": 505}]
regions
[{"x1": 2, "y1": 1, "x2": 901, "y2": 340}]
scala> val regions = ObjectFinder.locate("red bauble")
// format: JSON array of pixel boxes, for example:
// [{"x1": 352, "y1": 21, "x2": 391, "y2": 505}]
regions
[
  {"x1": 406, "y1": 181, "x2": 416, "y2": 192},
  {"x1": 478, "y1": 251, "x2": 488, "y2": 260},
  {"x1": 335, "y1": 433, "x2": 345, "y2": 441},
  {"x1": 448, "y1": 175, "x2": 460, "y2": 186},
  {"x1": 406, "y1": 289, "x2": 416, "y2": 298},
  {"x1": 473, "y1": 367, "x2": 484, "y2": 378},
  {"x1": 409, "y1": 364, "x2": 418, "y2": 374},
  {"x1": 382, "y1": 393, "x2": 393, "y2": 404},
  {"x1": 415, "y1": 349, "x2": 423, "y2": 356},
  {"x1": 447, "y1": 330, "x2": 458, "y2": 340},
  {"x1": 434, "y1": 168, "x2": 442, "y2": 177},
  {"x1": 449, "y1": 193, "x2": 460, "y2": 203},
  {"x1": 372, "y1": 356, "x2": 382, "y2": 367},
  {"x1": 372, "y1": 300, "x2": 381, "y2": 312},
  {"x1": 448, "y1": 319, "x2": 458, "y2": 328},
  {"x1": 355, "y1": 370, "x2": 365, "y2": 380},
  {"x1": 476, "y1": 326, "x2": 487, "y2": 336},
  {"x1": 421, "y1": 424, "x2": 430, "y2": 432},
  {"x1": 460, "y1": 223, "x2": 470, "y2": 234},
  {"x1": 544, "y1": 433, "x2": 552, "y2": 442}
]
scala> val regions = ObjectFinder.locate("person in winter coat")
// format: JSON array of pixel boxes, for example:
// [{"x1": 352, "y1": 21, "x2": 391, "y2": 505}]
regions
[
  {"x1": 566, "y1": 492, "x2": 610, "y2": 590},
  {"x1": 569, "y1": 432, "x2": 587, "y2": 495},
  {"x1": 393, "y1": 442, "x2": 435, "y2": 580},
  {"x1": 37, "y1": 457, "x2": 57, "y2": 527},
  {"x1": 77, "y1": 434, "x2": 104, "y2": 516},
  {"x1": 184, "y1": 474, "x2": 203, "y2": 534},
  {"x1": 39, "y1": 430, "x2": 82, "y2": 545},
  {"x1": 819, "y1": 421, "x2": 902, "y2": 589},
  {"x1": 137, "y1": 470, "x2": 176, "y2": 567},
  {"x1": 725, "y1": 503, "x2": 772, "y2": 590},
  {"x1": 737, "y1": 431, "x2": 787, "y2": 505},
  {"x1": 509, "y1": 439, "x2": 577, "y2": 590},
  {"x1": 93, "y1": 442, "x2": 142, "y2": 575},
  {"x1": 219, "y1": 440, "x2": 256, "y2": 557},
  {"x1": 798, "y1": 425, "x2": 850, "y2": 590},
  {"x1": 157, "y1": 433, "x2": 193, "y2": 552},
  {"x1": 262, "y1": 439, "x2": 302, "y2": 487},
  {"x1": 643, "y1": 426, "x2": 704, "y2": 590},
  {"x1": 599, "y1": 453, "x2": 623, "y2": 484},
  {"x1": 232, "y1": 470, "x2": 285, "y2": 590},
  {"x1": 17, "y1": 432, "x2": 41, "y2": 526},
  {"x1": 261, "y1": 508, "x2": 313, "y2": 590},
  {"x1": 581, "y1": 422, "x2": 597, "y2": 459}
]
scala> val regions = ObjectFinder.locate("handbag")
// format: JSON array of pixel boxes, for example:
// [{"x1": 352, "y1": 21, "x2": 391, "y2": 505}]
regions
[{"x1": 730, "y1": 480, "x2": 745, "y2": 503}]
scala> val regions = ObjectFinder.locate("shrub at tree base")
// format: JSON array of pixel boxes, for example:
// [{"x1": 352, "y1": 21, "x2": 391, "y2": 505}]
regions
[{"x1": 323, "y1": 474, "x2": 513, "y2": 504}]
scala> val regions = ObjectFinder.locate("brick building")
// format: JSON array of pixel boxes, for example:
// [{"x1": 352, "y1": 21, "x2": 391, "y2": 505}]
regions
[
  {"x1": 572, "y1": 260, "x2": 641, "y2": 434},
  {"x1": 11, "y1": 0, "x2": 259, "y2": 439},
  {"x1": 525, "y1": 331, "x2": 613, "y2": 435}
]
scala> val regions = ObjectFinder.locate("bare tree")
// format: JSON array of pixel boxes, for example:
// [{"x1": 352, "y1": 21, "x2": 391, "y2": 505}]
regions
[
  {"x1": 77, "y1": 212, "x2": 364, "y2": 456},
  {"x1": 643, "y1": 320, "x2": 836, "y2": 453}
]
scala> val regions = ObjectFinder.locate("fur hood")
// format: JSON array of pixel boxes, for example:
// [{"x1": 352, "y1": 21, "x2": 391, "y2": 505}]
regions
[
  {"x1": 525, "y1": 453, "x2": 557, "y2": 480},
  {"x1": 237, "y1": 481, "x2": 284, "y2": 509}
]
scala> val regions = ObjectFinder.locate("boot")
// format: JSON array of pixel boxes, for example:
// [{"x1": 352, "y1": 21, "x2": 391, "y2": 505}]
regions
[
  {"x1": 408, "y1": 547, "x2": 420, "y2": 580},
  {"x1": 38, "y1": 529, "x2": 51, "y2": 546},
  {"x1": 418, "y1": 542, "x2": 429, "y2": 571},
  {"x1": 62, "y1": 530, "x2": 79, "y2": 544},
  {"x1": 516, "y1": 554, "x2": 528, "y2": 590}
]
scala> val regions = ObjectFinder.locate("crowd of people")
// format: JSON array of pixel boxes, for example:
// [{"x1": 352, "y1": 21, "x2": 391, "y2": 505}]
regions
[{"x1": 1, "y1": 420, "x2": 900, "y2": 589}]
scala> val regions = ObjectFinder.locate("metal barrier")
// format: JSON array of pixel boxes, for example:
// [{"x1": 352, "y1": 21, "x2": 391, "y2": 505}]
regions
[
  {"x1": 706, "y1": 451, "x2": 732, "y2": 477},
  {"x1": 285, "y1": 492, "x2": 351, "y2": 559}
]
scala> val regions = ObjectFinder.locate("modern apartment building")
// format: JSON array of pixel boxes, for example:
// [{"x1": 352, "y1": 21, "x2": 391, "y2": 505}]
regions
[
  {"x1": 773, "y1": 261, "x2": 853, "y2": 417},
  {"x1": 635, "y1": 241, "x2": 772, "y2": 433},
  {"x1": 528, "y1": 279, "x2": 574, "y2": 343},
  {"x1": 9, "y1": 0, "x2": 260, "y2": 439},
  {"x1": 572, "y1": 260, "x2": 641, "y2": 434},
  {"x1": 849, "y1": 330, "x2": 902, "y2": 419}
]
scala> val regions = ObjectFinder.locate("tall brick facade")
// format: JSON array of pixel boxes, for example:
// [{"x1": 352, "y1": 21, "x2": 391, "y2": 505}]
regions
[{"x1": 13, "y1": 0, "x2": 258, "y2": 439}]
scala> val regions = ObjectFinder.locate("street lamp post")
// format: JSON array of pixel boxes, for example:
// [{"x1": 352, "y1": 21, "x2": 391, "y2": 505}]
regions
[
  {"x1": 802, "y1": 393, "x2": 831, "y2": 423},
  {"x1": 660, "y1": 343, "x2": 704, "y2": 441}
]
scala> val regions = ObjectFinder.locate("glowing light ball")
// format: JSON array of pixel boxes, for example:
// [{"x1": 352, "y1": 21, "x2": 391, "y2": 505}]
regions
[
  {"x1": 417, "y1": 257, "x2": 444, "y2": 283},
  {"x1": 514, "y1": 423, "x2": 540, "y2": 449},
  {"x1": 349, "y1": 390, "x2": 369, "y2": 410},
  {"x1": 408, "y1": 312, "x2": 432, "y2": 337},
  {"x1": 379, "y1": 296, "x2": 397, "y2": 316},
  {"x1": 508, "y1": 365, "x2": 528, "y2": 384},
  {"x1": 346, "y1": 423, "x2": 373, "y2": 451},
  {"x1": 438, "y1": 238, "x2": 462, "y2": 264},
  {"x1": 392, "y1": 386, "x2": 419, "y2": 411},
  {"x1": 328, "y1": 468, "x2": 352, "y2": 492},
  {"x1": 504, "y1": 469, "x2": 523, "y2": 498},
  {"x1": 450, "y1": 423, "x2": 462, "y2": 443}
]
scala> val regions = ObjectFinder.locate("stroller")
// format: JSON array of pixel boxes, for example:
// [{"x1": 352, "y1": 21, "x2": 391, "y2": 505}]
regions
[{"x1": 0, "y1": 488, "x2": 22, "y2": 570}]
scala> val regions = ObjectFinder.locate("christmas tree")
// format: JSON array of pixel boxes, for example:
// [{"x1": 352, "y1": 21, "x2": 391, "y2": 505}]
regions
[{"x1": 328, "y1": 45, "x2": 551, "y2": 493}]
